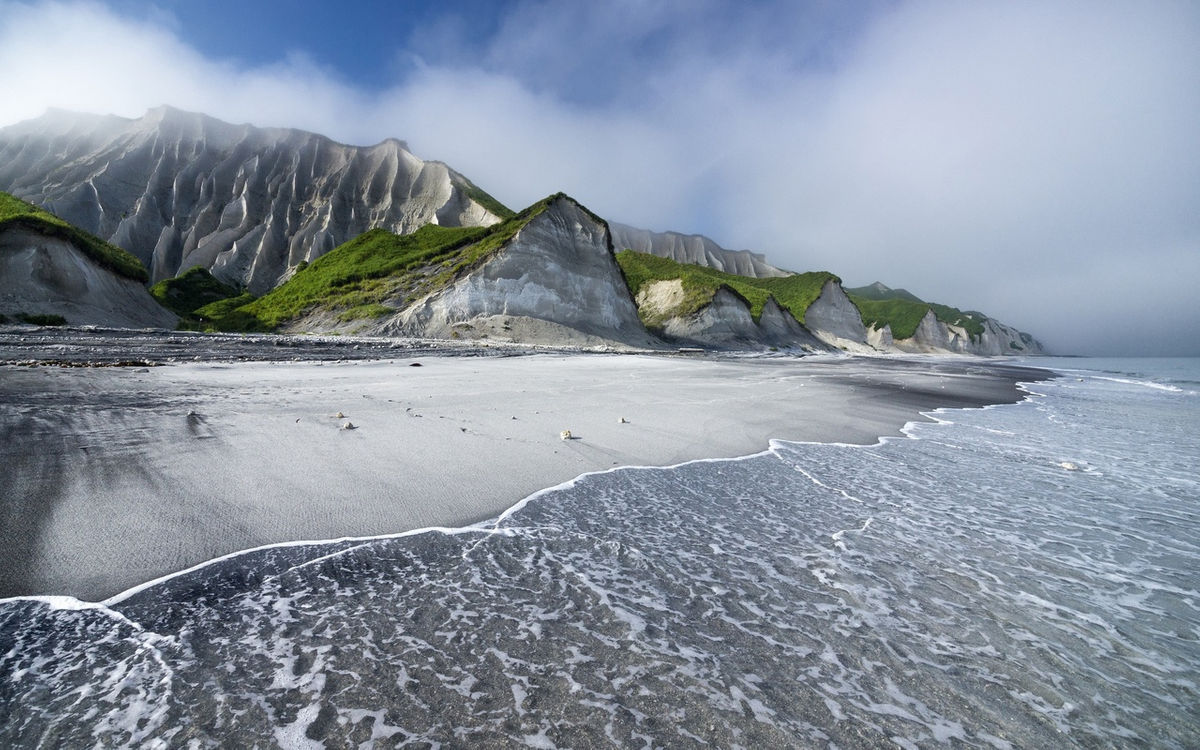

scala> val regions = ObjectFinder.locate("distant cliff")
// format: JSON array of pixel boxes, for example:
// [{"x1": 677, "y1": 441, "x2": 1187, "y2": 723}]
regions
[
  {"x1": 0, "y1": 107, "x2": 509, "y2": 293},
  {"x1": 610, "y1": 223, "x2": 790, "y2": 279},
  {"x1": 847, "y1": 282, "x2": 1045, "y2": 355}
]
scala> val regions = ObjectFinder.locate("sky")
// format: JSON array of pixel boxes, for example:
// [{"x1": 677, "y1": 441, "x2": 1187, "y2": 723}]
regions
[{"x1": 0, "y1": 0, "x2": 1197, "y2": 355}]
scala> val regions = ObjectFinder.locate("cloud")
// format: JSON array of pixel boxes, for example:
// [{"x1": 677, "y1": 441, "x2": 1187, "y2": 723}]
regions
[{"x1": 0, "y1": 0, "x2": 1197, "y2": 354}]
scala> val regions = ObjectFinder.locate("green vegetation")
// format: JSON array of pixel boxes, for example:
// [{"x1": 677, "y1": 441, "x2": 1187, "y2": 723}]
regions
[
  {"x1": 0, "y1": 192, "x2": 148, "y2": 282},
  {"x1": 16, "y1": 313, "x2": 68, "y2": 326},
  {"x1": 458, "y1": 176, "x2": 515, "y2": 220},
  {"x1": 845, "y1": 282, "x2": 923, "y2": 303},
  {"x1": 193, "y1": 193, "x2": 566, "y2": 332},
  {"x1": 850, "y1": 296, "x2": 987, "y2": 340},
  {"x1": 614, "y1": 250, "x2": 836, "y2": 327},
  {"x1": 149, "y1": 266, "x2": 242, "y2": 319}
]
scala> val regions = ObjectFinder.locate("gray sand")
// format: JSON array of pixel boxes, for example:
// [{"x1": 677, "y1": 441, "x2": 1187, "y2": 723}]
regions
[{"x1": 0, "y1": 350, "x2": 1046, "y2": 601}]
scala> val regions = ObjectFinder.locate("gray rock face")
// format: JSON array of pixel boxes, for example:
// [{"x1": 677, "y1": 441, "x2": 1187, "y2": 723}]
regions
[
  {"x1": 0, "y1": 107, "x2": 505, "y2": 293},
  {"x1": 386, "y1": 197, "x2": 657, "y2": 348},
  {"x1": 890, "y1": 309, "x2": 1046, "y2": 355},
  {"x1": 0, "y1": 227, "x2": 177, "y2": 329},
  {"x1": 976, "y1": 318, "x2": 1046, "y2": 355},
  {"x1": 654, "y1": 289, "x2": 826, "y2": 351},
  {"x1": 803, "y1": 280, "x2": 870, "y2": 349},
  {"x1": 610, "y1": 223, "x2": 790, "y2": 278},
  {"x1": 866, "y1": 324, "x2": 894, "y2": 350}
]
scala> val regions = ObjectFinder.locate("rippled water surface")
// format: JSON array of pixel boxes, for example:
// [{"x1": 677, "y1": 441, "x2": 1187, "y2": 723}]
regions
[{"x1": 2, "y1": 359, "x2": 1197, "y2": 748}]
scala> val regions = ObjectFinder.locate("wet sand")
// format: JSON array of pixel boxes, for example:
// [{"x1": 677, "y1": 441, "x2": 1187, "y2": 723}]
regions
[{"x1": 0, "y1": 334, "x2": 1047, "y2": 600}]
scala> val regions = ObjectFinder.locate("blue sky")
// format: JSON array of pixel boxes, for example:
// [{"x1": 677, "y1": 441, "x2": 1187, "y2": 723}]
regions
[{"x1": 1, "y1": 0, "x2": 1198, "y2": 354}]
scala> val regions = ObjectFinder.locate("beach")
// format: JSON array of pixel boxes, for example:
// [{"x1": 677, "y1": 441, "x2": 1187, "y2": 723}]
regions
[
  {"x1": 0, "y1": 337, "x2": 1043, "y2": 601},
  {"x1": 4, "y1": 350, "x2": 1197, "y2": 748}
]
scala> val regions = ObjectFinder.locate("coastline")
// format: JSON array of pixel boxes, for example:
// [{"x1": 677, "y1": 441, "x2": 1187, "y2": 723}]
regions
[{"x1": 0, "y1": 346, "x2": 1049, "y2": 601}]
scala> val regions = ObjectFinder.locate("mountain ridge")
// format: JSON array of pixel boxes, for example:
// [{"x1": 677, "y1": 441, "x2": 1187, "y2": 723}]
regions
[
  {"x1": 0, "y1": 108, "x2": 1045, "y2": 354},
  {"x1": 0, "y1": 106, "x2": 509, "y2": 293}
]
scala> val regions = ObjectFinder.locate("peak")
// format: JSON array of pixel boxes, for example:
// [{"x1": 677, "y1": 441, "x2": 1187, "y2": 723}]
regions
[
  {"x1": 378, "y1": 137, "x2": 411, "y2": 152},
  {"x1": 141, "y1": 105, "x2": 212, "y2": 124}
]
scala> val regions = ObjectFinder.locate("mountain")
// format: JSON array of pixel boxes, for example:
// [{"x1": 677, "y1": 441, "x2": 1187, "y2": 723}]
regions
[
  {"x1": 0, "y1": 107, "x2": 1044, "y2": 354},
  {"x1": 0, "y1": 192, "x2": 176, "y2": 328},
  {"x1": 0, "y1": 106, "x2": 510, "y2": 293},
  {"x1": 845, "y1": 281, "x2": 924, "y2": 304},
  {"x1": 186, "y1": 194, "x2": 656, "y2": 349},
  {"x1": 609, "y1": 223, "x2": 790, "y2": 278}
]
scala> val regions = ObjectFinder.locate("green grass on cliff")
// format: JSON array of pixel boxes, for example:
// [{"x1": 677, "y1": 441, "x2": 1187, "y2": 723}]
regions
[
  {"x1": 458, "y1": 175, "x2": 516, "y2": 220},
  {"x1": 0, "y1": 192, "x2": 148, "y2": 282},
  {"x1": 849, "y1": 295, "x2": 986, "y2": 340},
  {"x1": 196, "y1": 194, "x2": 567, "y2": 332},
  {"x1": 845, "y1": 283, "x2": 924, "y2": 303},
  {"x1": 614, "y1": 250, "x2": 836, "y2": 327},
  {"x1": 150, "y1": 266, "x2": 241, "y2": 316}
]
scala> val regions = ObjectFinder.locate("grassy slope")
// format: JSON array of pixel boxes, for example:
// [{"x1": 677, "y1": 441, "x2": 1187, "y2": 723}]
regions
[
  {"x1": 0, "y1": 192, "x2": 148, "y2": 282},
  {"x1": 150, "y1": 266, "x2": 241, "y2": 316},
  {"x1": 614, "y1": 250, "x2": 836, "y2": 327},
  {"x1": 850, "y1": 296, "x2": 987, "y2": 340},
  {"x1": 845, "y1": 283, "x2": 923, "y2": 303},
  {"x1": 456, "y1": 174, "x2": 516, "y2": 220},
  {"x1": 196, "y1": 194, "x2": 563, "y2": 332}
]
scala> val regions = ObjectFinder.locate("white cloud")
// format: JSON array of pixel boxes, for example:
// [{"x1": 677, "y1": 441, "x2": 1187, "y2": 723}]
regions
[{"x1": 1, "y1": 0, "x2": 1197, "y2": 354}]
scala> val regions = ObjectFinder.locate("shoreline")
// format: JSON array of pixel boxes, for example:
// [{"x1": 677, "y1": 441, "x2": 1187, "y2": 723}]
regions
[{"x1": 0, "y1": 347, "x2": 1050, "y2": 601}]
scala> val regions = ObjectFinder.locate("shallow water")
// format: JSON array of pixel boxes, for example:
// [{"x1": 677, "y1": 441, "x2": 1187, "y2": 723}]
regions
[{"x1": 1, "y1": 358, "x2": 1197, "y2": 748}]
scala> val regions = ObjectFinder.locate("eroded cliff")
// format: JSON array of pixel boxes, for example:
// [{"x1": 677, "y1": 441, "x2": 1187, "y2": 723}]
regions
[
  {"x1": 0, "y1": 107, "x2": 507, "y2": 293},
  {"x1": 0, "y1": 226, "x2": 176, "y2": 329}
]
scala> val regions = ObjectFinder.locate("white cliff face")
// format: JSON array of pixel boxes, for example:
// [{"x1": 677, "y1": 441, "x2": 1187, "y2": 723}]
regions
[
  {"x1": 0, "y1": 107, "x2": 505, "y2": 293},
  {"x1": 889, "y1": 309, "x2": 1046, "y2": 355},
  {"x1": 634, "y1": 282, "x2": 827, "y2": 351},
  {"x1": 610, "y1": 223, "x2": 791, "y2": 278},
  {"x1": 866, "y1": 324, "x2": 894, "y2": 350},
  {"x1": 894, "y1": 310, "x2": 956, "y2": 354},
  {"x1": 660, "y1": 287, "x2": 758, "y2": 345},
  {"x1": 0, "y1": 227, "x2": 176, "y2": 329},
  {"x1": 389, "y1": 197, "x2": 657, "y2": 348},
  {"x1": 803, "y1": 280, "x2": 873, "y2": 351}
]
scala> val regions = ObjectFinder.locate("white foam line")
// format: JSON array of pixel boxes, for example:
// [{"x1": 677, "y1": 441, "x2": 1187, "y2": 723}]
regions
[
  {"x1": 1, "y1": 594, "x2": 159, "y2": 634},
  {"x1": 1, "y1": 369, "x2": 1054, "y2": 614},
  {"x1": 101, "y1": 524, "x2": 493, "y2": 607}
]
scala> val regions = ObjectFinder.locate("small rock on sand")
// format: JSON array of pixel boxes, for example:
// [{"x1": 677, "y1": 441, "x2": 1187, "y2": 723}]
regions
[
  {"x1": 560, "y1": 430, "x2": 572, "y2": 440},
  {"x1": 341, "y1": 421, "x2": 356, "y2": 430},
  {"x1": 618, "y1": 416, "x2": 628, "y2": 424},
  {"x1": 1059, "y1": 461, "x2": 1080, "y2": 471}
]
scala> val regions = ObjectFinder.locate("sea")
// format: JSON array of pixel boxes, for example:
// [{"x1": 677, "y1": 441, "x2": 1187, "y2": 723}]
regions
[{"x1": 1, "y1": 357, "x2": 1197, "y2": 749}]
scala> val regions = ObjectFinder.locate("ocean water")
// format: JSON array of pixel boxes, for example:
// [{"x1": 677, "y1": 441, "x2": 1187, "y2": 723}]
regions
[{"x1": 1, "y1": 358, "x2": 1197, "y2": 748}]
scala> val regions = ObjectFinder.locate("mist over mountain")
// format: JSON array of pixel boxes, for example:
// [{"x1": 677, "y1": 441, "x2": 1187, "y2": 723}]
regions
[
  {"x1": 0, "y1": 107, "x2": 507, "y2": 293},
  {"x1": 2, "y1": 107, "x2": 1040, "y2": 356}
]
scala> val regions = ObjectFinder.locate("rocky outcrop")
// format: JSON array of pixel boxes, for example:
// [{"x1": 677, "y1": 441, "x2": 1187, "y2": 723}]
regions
[
  {"x1": 0, "y1": 226, "x2": 176, "y2": 328},
  {"x1": 381, "y1": 196, "x2": 657, "y2": 348},
  {"x1": 866, "y1": 324, "x2": 894, "y2": 350},
  {"x1": 887, "y1": 309, "x2": 1046, "y2": 355},
  {"x1": 633, "y1": 281, "x2": 826, "y2": 350},
  {"x1": 0, "y1": 107, "x2": 506, "y2": 293},
  {"x1": 610, "y1": 223, "x2": 790, "y2": 278},
  {"x1": 803, "y1": 280, "x2": 873, "y2": 351}
]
